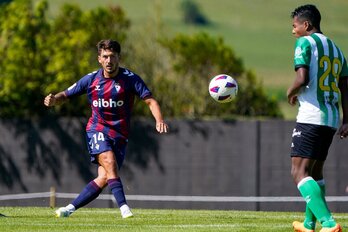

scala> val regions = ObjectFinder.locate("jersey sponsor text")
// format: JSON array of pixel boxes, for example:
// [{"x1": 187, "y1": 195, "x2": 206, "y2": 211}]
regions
[{"x1": 92, "y1": 98, "x2": 124, "y2": 108}]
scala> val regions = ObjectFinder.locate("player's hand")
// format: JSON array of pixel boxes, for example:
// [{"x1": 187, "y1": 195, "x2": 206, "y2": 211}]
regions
[
  {"x1": 288, "y1": 95, "x2": 298, "y2": 106},
  {"x1": 156, "y1": 121, "x2": 169, "y2": 133},
  {"x1": 337, "y1": 123, "x2": 348, "y2": 139},
  {"x1": 44, "y1": 93, "x2": 56, "y2": 107}
]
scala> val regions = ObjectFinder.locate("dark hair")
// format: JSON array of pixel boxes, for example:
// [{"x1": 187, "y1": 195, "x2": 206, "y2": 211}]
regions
[
  {"x1": 96, "y1": 39, "x2": 121, "y2": 55},
  {"x1": 291, "y1": 4, "x2": 321, "y2": 32}
]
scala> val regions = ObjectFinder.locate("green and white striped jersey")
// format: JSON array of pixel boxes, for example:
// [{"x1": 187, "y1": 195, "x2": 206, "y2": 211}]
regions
[{"x1": 294, "y1": 33, "x2": 348, "y2": 128}]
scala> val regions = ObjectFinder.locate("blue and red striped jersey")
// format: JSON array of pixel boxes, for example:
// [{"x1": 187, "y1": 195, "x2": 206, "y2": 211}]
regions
[{"x1": 64, "y1": 67, "x2": 152, "y2": 139}]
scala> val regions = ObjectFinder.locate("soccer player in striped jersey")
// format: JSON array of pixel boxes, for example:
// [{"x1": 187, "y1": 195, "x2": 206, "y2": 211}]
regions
[
  {"x1": 44, "y1": 39, "x2": 169, "y2": 218},
  {"x1": 287, "y1": 5, "x2": 348, "y2": 232}
]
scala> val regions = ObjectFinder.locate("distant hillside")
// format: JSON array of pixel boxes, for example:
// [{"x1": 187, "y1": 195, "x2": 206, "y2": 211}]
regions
[{"x1": 42, "y1": 0, "x2": 348, "y2": 88}]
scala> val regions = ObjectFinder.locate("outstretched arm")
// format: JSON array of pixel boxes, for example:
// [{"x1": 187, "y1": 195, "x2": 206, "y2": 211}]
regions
[
  {"x1": 44, "y1": 91, "x2": 68, "y2": 107},
  {"x1": 144, "y1": 97, "x2": 169, "y2": 133},
  {"x1": 338, "y1": 76, "x2": 348, "y2": 138}
]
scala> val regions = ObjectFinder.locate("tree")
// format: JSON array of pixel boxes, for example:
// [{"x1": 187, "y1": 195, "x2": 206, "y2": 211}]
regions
[
  {"x1": 0, "y1": 0, "x2": 11, "y2": 5},
  {"x1": 158, "y1": 32, "x2": 282, "y2": 118},
  {"x1": 180, "y1": 0, "x2": 209, "y2": 26},
  {"x1": 0, "y1": 0, "x2": 130, "y2": 117},
  {"x1": 0, "y1": 0, "x2": 281, "y2": 119},
  {"x1": 0, "y1": 0, "x2": 50, "y2": 117}
]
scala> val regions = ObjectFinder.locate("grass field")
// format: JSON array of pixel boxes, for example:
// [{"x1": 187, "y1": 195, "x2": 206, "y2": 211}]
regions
[
  {"x1": 0, "y1": 207, "x2": 347, "y2": 232},
  {"x1": 0, "y1": 207, "x2": 348, "y2": 232}
]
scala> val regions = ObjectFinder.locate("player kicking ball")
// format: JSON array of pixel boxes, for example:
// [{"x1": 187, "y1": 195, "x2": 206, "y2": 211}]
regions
[
  {"x1": 44, "y1": 39, "x2": 169, "y2": 219},
  {"x1": 288, "y1": 4, "x2": 348, "y2": 232}
]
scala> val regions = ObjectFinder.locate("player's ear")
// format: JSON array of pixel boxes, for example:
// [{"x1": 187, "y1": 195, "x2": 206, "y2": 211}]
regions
[{"x1": 304, "y1": 20, "x2": 311, "y2": 31}]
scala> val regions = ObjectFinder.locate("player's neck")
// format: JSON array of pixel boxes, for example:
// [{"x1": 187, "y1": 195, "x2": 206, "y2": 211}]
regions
[{"x1": 307, "y1": 28, "x2": 321, "y2": 36}]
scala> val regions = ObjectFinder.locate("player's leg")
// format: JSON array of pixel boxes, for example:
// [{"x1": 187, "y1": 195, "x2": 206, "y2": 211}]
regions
[
  {"x1": 294, "y1": 160, "x2": 326, "y2": 229},
  {"x1": 291, "y1": 124, "x2": 341, "y2": 231},
  {"x1": 311, "y1": 161, "x2": 327, "y2": 208},
  {"x1": 311, "y1": 162, "x2": 342, "y2": 232},
  {"x1": 97, "y1": 151, "x2": 133, "y2": 218},
  {"x1": 291, "y1": 157, "x2": 316, "y2": 232},
  {"x1": 314, "y1": 127, "x2": 341, "y2": 231},
  {"x1": 293, "y1": 160, "x2": 324, "y2": 231},
  {"x1": 292, "y1": 157, "x2": 337, "y2": 229},
  {"x1": 302, "y1": 160, "x2": 323, "y2": 230},
  {"x1": 55, "y1": 166, "x2": 107, "y2": 217}
]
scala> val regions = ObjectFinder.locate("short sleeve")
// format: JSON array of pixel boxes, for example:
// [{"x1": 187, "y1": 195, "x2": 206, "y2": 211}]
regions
[
  {"x1": 133, "y1": 75, "x2": 152, "y2": 99},
  {"x1": 294, "y1": 37, "x2": 311, "y2": 70},
  {"x1": 64, "y1": 73, "x2": 93, "y2": 98}
]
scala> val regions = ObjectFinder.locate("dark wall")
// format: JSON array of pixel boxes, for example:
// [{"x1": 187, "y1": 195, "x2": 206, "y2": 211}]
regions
[{"x1": 0, "y1": 118, "x2": 347, "y2": 212}]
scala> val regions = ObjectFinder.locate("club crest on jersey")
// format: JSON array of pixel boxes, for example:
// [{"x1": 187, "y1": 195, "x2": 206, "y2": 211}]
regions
[
  {"x1": 294, "y1": 47, "x2": 303, "y2": 59},
  {"x1": 115, "y1": 83, "x2": 121, "y2": 92}
]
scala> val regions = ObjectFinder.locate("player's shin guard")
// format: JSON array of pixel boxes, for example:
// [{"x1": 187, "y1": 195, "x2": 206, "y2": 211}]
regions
[
  {"x1": 303, "y1": 206, "x2": 316, "y2": 230},
  {"x1": 317, "y1": 179, "x2": 328, "y2": 209},
  {"x1": 107, "y1": 178, "x2": 127, "y2": 207},
  {"x1": 298, "y1": 177, "x2": 336, "y2": 228},
  {"x1": 302, "y1": 179, "x2": 326, "y2": 229}
]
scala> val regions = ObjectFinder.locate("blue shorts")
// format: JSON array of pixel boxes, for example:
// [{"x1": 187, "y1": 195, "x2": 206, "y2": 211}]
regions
[
  {"x1": 86, "y1": 131, "x2": 128, "y2": 169},
  {"x1": 290, "y1": 123, "x2": 336, "y2": 161}
]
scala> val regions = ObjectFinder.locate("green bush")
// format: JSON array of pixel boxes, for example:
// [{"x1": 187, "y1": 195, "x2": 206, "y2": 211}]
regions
[
  {"x1": 0, "y1": 0, "x2": 129, "y2": 117},
  {"x1": 158, "y1": 32, "x2": 282, "y2": 118},
  {"x1": 0, "y1": 0, "x2": 282, "y2": 119}
]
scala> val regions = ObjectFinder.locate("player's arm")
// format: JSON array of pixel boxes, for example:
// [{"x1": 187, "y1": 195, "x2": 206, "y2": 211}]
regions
[
  {"x1": 338, "y1": 76, "x2": 348, "y2": 138},
  {"x1": 287, "y1": 67, "x2": 309, "y2": 106},
  {"x1": 44, "y1": 91, "x2": 68, "y2": 107},
  {"x1": 144, "y1": 97, "x2": 169, "y2": 133}
]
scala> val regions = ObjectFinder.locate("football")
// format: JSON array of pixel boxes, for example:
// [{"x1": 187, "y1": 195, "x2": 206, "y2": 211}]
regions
[{"x1": 208, "y1": 74, "x2": 238, "y2": 103}]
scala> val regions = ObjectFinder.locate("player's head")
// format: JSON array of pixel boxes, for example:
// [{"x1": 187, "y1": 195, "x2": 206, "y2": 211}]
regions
[
  {"x1": 97, "y1": 39, "x2": 121, "y2": 55},
  {"x1": 97, "y1": 39, "x2": 121, "y2": 77},
  {"x1": 291, "y1": 4, "x2": 321, "y2": 38}
]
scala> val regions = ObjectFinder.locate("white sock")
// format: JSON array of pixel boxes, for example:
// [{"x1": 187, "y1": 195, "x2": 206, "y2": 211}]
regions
[{"x1": 66, "y1": 204, "x2": 76, "y2": 212}]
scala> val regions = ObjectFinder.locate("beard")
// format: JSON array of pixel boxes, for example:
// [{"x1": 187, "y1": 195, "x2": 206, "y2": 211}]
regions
[{"x1": 105, "y1": 64, "x2": 118, "y2": 74}]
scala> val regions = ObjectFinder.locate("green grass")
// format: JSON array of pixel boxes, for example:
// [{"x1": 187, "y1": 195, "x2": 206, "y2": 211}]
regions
[{"x1": 0, "y1": 207, "x2": 348, "y2": 232}]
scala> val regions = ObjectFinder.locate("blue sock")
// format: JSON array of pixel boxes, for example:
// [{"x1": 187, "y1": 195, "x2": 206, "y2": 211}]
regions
[
  {"x1": 72, "y1": 181, "x2": 102, "y2": 210},
  {"x1": 107, "y1": 178, "x2": 127, "y2": 207}
]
